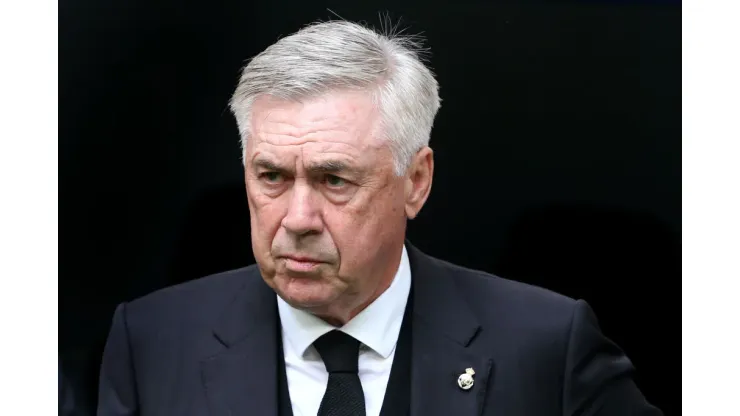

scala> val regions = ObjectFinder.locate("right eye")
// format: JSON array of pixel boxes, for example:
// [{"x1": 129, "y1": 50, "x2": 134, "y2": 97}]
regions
[{"x1": 259, "y1": 172, "x2": 284, "y2": 184}]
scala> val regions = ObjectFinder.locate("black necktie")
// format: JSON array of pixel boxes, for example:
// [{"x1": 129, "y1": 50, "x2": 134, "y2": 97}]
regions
[{"x1": 314, "y1": 330, "x2": 366, "y2": 416}]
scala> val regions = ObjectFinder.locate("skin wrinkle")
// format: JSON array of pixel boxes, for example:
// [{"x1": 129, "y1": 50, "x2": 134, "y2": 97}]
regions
[
  {"x1": 255, "y1": 91, "x2": 385, "y2": 145},
  {"x1": 244, "y1": 89, "x2": 433, "y2": 325}
]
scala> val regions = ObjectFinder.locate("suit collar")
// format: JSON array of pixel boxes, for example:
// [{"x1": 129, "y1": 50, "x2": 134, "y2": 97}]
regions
[
  {"x1": 201, "y1": 243, "x2": 494, "y2": 416},
  {"x1": 277, "y1": 244, "x2": 412, "y2": 359},
  {"x1": 406, "y1": 242, "x2": 494, "y2": 416},
  {"x1": 210, "y1": 266, "x2": 277, "y2": 347},
  {"x1": 406, "y1": 242, "x2": 481, "y2": 346},
  {"x1": 201, "y1": 267, "x2": 280, "y2": 416},
  {"x1": 207, "y1": 242, "x2": 480, "y2": 347}
]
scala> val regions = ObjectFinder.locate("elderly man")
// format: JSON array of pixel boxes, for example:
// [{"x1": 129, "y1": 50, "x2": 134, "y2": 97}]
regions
[{"x1": 97, "y1": 20, "x2": 661, "y2": 416}]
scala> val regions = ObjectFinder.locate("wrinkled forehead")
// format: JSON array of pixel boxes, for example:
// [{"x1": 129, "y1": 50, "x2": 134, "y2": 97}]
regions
[{"x1": 247, "y1": 91, "x2": 386, "y2": 154}]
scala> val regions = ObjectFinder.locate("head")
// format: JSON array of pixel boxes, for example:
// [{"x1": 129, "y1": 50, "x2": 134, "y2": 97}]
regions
[{"x1": 229, "y1": 20, "x2": 441, "y2": 325}]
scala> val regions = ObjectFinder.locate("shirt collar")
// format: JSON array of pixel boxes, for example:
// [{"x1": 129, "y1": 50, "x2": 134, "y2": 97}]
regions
[{"x1": 277, "y1": 244, "x2": 412, "y2": 359}]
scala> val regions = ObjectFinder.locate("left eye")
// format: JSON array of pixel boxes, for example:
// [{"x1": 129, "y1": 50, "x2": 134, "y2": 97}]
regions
[{"x1": 325, "y1": 175, "x2": 346, "y2": 187}]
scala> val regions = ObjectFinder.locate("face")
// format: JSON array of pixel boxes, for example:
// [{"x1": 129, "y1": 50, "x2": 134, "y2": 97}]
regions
[{"x1": 244, "y1": 90, "x2": 433, "y2": 324}]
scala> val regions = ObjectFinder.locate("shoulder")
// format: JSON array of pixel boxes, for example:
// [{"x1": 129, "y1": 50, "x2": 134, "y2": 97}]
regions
[
  {"x1": 118, "y1": 264, "x2": 262, "y2": 332},
  {"x1": 425, "y1": 255, "x2": 591, "y2": 368},
  {"x1": 426, "y1": 253, "x2": 580, "y2": 330}
]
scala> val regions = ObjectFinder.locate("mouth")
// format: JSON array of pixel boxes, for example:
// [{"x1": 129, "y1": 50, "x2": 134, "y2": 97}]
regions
[{"x1": 281, "y1": 255, "x2": 324, "y2": 273}]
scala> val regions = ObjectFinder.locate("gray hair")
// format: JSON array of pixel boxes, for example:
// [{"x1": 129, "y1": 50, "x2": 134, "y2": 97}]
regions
[{"x1": 228, "y1": 20, "x2": 442, "y2": 175}]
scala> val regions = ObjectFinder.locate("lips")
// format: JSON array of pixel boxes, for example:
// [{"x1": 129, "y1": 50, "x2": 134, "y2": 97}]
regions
[
  {"x1": 281, "y1": 255, "x2": 324, "y2": 273},
  {"x1": 283, "y1": 255, "x2": 322, "y2": 263}
]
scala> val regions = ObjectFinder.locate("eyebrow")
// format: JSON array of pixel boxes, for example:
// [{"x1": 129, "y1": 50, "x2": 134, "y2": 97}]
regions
[
  {"x1": 307, "y1": 160, "x2": 369, "y2": 179},
  {"x1": 306, "y1": 160, "x2": 353, "y2": 174},
  {"x1": 252, "y1": 157, "x2": 362, "y2": 177},
  {"x1": 252, "y1": 157, "x2": 285, "y2": 173}
]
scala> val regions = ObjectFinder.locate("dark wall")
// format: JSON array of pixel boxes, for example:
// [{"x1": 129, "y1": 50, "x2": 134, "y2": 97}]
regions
[{"x1": 59, "y1": 0, "x2": 680, "y2": 414}]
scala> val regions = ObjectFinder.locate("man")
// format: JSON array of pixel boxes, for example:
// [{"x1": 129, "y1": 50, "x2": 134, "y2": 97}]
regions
[{"x1": 97, "y1": 20, "x2": 662, "y2": 415}]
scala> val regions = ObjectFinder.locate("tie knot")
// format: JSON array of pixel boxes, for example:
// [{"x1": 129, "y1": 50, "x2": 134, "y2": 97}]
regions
[{"x1": 314, "y1": 330, "x2": 360, "y2": 374}]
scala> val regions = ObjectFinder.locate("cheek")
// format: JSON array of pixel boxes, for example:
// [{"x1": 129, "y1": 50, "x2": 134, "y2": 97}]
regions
[
  {"x1": 327, "y1": 186, "x2": 405, "y2": 264},
  {"x1": 247, "y1": 190, "x2": 286, "y2": 248}
]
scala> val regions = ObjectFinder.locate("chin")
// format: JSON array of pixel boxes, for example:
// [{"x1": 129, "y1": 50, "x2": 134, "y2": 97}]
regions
[{"x1": 276, "y1": 275, "x2": 337, "y2": 309}]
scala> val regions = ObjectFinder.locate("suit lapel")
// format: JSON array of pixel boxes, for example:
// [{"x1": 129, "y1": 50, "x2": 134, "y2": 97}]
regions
[
  {"x1": 198, "y1": 244, "x2": 495, "y2": 416},
  {"x1": 201, "y1": 270, "x2": 280, "y2": 416},
  {"x1": 407, "y1": 243, "x2": 495, "y2": 416}
]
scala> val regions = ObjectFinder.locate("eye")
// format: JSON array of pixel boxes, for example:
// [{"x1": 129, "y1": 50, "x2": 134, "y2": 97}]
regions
[
  {"x1": 325, "y1": 174, "x2": 347, "y2": 188},
  {"x1": 260, "y1": 172, "x2": 284, "y2": 184}
]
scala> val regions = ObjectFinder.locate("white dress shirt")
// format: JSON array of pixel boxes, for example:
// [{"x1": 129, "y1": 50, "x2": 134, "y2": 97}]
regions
[{"x1": 277, "y1": 245, "x2": 412, "y2": 416}]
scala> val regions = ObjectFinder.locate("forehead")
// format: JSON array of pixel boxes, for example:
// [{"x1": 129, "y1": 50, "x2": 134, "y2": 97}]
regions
[{"x1": 247, "y1": 90, "x2": 384, "y2": 157}]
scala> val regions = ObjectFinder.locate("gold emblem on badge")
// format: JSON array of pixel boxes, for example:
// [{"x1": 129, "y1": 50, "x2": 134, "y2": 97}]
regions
[{"x1": 457, "y1": 367, "x2": 475, "y2": 390}]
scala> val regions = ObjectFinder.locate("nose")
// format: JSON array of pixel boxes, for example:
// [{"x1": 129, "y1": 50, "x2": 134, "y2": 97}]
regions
[{"x1": 281, "y1": 182, "x2": 324, "y2": 236}]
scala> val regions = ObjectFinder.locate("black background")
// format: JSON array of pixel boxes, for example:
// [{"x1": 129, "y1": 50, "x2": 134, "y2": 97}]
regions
[{"x1": 59, "y1": 0, "x2": 681, "y2": 414}]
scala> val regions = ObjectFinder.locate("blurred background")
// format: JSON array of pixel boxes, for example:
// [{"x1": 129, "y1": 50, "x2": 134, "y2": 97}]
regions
[{"x1": 59, "y1": 0, "x2": 680, "y2": 414}]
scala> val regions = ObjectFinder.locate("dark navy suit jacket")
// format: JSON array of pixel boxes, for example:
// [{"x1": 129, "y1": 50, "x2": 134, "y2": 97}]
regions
[{"x1": 97, "y1": 243, "x2": 662, "y2": 415}]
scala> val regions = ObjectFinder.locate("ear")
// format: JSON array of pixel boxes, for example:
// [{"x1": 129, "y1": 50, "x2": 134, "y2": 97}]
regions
[{"x1": 404, "y1": 146, "x2": 434, "y2": 219}]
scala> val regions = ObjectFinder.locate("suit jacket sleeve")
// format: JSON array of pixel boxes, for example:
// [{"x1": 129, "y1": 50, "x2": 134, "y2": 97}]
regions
[
  {"x1": 59, "y1": 361, "x2": 80, "y2": 416},
  {"x1": 562, "y1": 300, "x2": 663, "y2": 416},
  {"x1": 97, "y1": 303, "x2": 139, "y2": 416}
]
